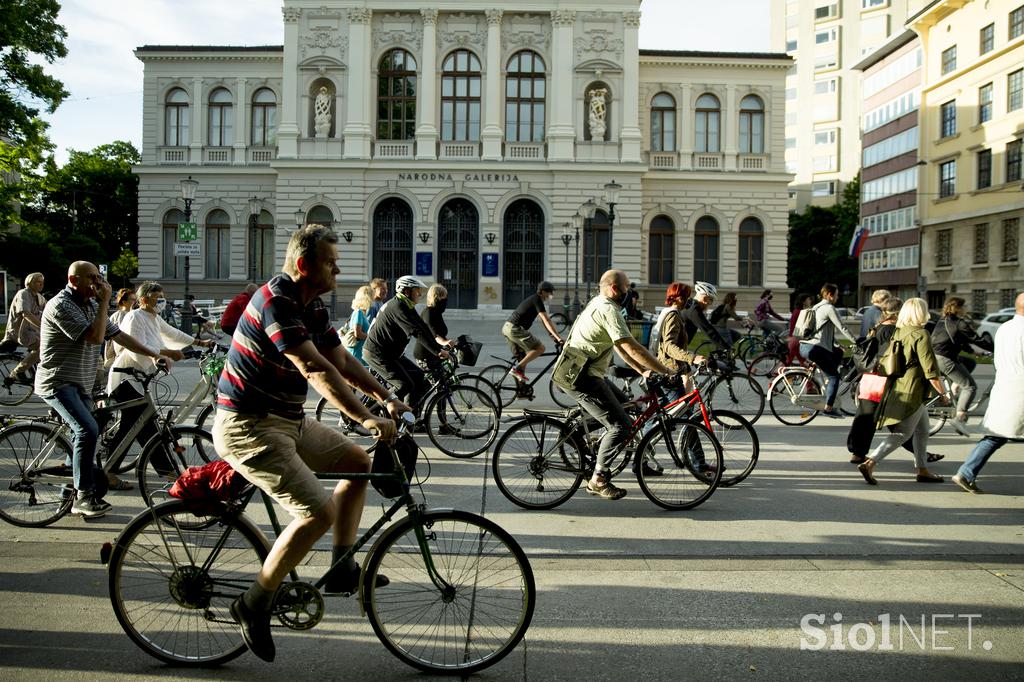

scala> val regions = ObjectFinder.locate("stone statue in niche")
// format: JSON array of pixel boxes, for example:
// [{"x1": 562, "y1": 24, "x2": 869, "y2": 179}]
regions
[
  {"x1": 314, "y1": 86, "x2": 332, "y2": 137},
  {"x1": 588, "y1": 88, "x2": 608, "y2": 139}
]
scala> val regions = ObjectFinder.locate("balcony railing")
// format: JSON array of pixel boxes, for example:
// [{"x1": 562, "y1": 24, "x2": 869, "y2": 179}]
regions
[
  {"x1": 374, "y1": 141, "x2": 414, "y2": 159},
  {"x1": 649, "y1": 152, "x2": 678, "y2": 169},
  {"x1": 159, "y1": 146, "x2": 189, "y2": 164},
  {"x1": 204, "y1": 148, "x2": 232, "y2": 164},
  {"x1": 505, "y1": 143, "x2": 544, "y2": 160},
  {"x1": 248, "y1": 147, "x2": 276, "y2": 164},
  {"x1": 693, "y1": 153, "x2": 722, "y2": 170},
  {"x1": 439, "y1": 142, "x2": 480, "y2": 160},
  {"x1": 739, "y1": 154, "x2": 768, "y2": 171}
]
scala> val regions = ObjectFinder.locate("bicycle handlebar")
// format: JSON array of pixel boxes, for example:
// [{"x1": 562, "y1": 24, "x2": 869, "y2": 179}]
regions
[{"x1": 368, "y1": 411, "x2": 416, "y2": 438}]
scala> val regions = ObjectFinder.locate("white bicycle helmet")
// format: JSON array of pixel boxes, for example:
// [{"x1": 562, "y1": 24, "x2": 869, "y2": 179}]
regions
[
  {"x1": 693, "y1": 281, "x2": 718, "y2": 299},
  {"x1": 395, "y1": 275, "x2": 427, "y2": 293}
]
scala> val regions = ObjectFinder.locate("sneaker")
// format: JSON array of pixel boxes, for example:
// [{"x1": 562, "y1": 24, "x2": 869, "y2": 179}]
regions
[
  {"x1": 229, "y1": 597, "x2": 275, "y2": 662},
  {"x1": 71, "y1": 494, "x2": 111, "y2": 518},
  {"x1": 952, "y1": 473, "x2": 983, "y2": 494},
  {"x1": 586, "y1": 473, "x2": 627, "y2": 500},
  {"x1": 324, "y1": 565, "x2": 391, "y2": 595},
  {"x1": 643, "y1": 454, "x2": 664, "y2": 474},
  {"x1": 821, "y1": 409, "x2": 844, "y2": 419},
  {"x1": 508, "y1": 366, "x2": 528, "y2": 383},
  {"x1": 634, "y1": 460, "x2": 663, "y2": 478}
]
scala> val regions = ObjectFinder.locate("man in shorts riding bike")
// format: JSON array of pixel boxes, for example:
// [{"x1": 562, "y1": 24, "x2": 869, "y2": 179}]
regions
[
  {"x1": 213, "y1": 225, "x2": 411, "y2": 662},
  {"x1": 501, "y1": 280, "x2": 564, "y2": 382}
]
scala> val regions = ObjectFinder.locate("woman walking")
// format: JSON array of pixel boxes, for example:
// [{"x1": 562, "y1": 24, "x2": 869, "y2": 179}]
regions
[{"x1": 799, "y1": 283, "x2": 857, "y2": 418}]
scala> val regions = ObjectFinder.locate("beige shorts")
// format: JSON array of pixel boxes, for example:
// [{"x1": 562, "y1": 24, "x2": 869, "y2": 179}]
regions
[
  {"x1": 502, "y1": 321, "x2": 542, "y2": 353},
  {"x1": 213, "y1": 410, "x2": 364, "y2": 520}
]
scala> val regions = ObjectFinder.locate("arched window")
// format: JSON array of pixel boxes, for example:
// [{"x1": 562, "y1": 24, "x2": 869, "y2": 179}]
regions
[
  {"x1": 649, "y1": 215, "x2": 675, "y2": 284},
  {"x1": 738, "y1": 217, "x2": 764, "y2": 286},
  {"x1": 441, "y1": 50, "x2": 481, "y2": 141},
  {"x1": 205, "y1": 209, "x2": 231, "y2": 279},
  {"x1": 305, "y1": 205, "x2": 334, "y2": 226},
  {"x1": 251, "y1": 88, "x2": 277, "y2": 146},
  {"x1": 650, "y1": 93, "x2": 676, "y2": 152},
  {"x1": 584, "y1": 210, "x2": 611, "y2": 285},
  {"x1": 250, "y1": 209, "x2": 275, "y2": 281},
  {"x1": 208, "y1": 88, "x2": 233, "y2": 146},
  {"x1": 694, "y1": 216, "x2": 719, "y2": 285},
  {"x1": 695, "y1": 93, "x2": 720, "y2": 153},
  {"x1": 505, "y1": 51, "x2": 546, "y2": 142},
  {"x1": 584, "y1": 82, "x2": 612, "y2": 141},
  {"x1": 164, "y1": 88, "x2": 190, "y2": 146},
  {"x1": 377, "y1": 49, "x2": 417, "y2": 140},
  {"x1": 372, "y1": 198, "x2": 413, "y2": 285},
  {"x1": 502, "y1": 199, "x2": 545, "y2": 306},
  {"x1": 162, "y1": 209, "x2": 186, "y2": 278},
  {"x1": 739, "y1": 95, "x2": 764, "y2": 154}
]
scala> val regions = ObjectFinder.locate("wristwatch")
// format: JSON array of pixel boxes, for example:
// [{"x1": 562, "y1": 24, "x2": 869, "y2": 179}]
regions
[{"x1": 384, "y1": 393, "x2": 400, "y2": 404}]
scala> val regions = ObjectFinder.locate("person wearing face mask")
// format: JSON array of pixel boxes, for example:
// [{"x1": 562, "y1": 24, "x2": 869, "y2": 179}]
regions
[
  {"x1": 681, "y1": 281, "x2": 731, "y2": 352},
  {"x1": 501, "y1": 281, "x2": 564, "y2": 383},
  {"x1": 413, "y1": 284, "x2": 455, "y2": 369}
]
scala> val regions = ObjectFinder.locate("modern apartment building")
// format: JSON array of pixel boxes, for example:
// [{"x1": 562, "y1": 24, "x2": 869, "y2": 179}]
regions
[
  {"x1": 852, "y1": 30, "x2": 922, "y2": 303},
  {"x1": 771, "y1": 0, "x2": 909, "y2": 209},
  {"x1": 909, "y1": 0, "x2": 1024, "y2": 314}
]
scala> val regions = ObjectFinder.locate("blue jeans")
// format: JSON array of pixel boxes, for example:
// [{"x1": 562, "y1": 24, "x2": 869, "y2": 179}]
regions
[
  {"x1": 957, "y1": 436, "x2": 1020, "y2": 483},
  {"x1": 801, "y1": 343, "x2": 842, "y2": 409},
  {"x1": 42, "y1": 385, "x2": 99, "y2": 496}
]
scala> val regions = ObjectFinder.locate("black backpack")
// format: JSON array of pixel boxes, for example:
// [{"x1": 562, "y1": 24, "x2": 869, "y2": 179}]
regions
[{"x1": 709, "y1": 304, "x2": 727, "y2": 325}]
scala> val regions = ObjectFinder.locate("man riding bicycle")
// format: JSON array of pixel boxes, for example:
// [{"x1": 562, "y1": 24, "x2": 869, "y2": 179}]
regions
[
  {"x1": 502, "y1": 280, "x2": 564, "y2": 382},
  {"x1": 931, "y1": 296, "x2": 993, "y2": 435},
  {"x1": 682, "y1": 282, "x2": 731, "y2": 353},
  {"x1": 552, "y1": 269, "x2": 674, "y2": 500},
  {"x1": 363, "y1": 275, "x2": 451, "y2": 411},
  {"x1": 213, "y1": 226, "x2": 411, "y2": 663}
]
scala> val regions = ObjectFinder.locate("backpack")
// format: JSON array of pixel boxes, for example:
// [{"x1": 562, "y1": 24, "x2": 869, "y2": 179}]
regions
[
  {"x1": 709, "y1": 303, "x2": 727, "y2": 326},
  {"x1": 792, "y1": 305, "x2": 820, "y2": 340},
  {"x1": 875, "y1": 335, "x2": 906, "y2": 378}
]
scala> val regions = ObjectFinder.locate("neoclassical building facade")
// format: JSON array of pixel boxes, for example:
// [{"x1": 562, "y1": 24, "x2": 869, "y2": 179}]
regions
[{"x1": 135, "y1": 0, "x2": 793, "y2": 311}]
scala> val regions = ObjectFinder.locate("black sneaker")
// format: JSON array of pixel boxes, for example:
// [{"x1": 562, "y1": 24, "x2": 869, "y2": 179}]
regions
[
  {"x1": 324, "y1": 565, "x2": 390, "y2": 595},
  {"x1": 71, "y1": 494, "x2": 111, "y2": 518},
  {"x1": 230, "y1": 596, "x2": 275, "y2": 662}
]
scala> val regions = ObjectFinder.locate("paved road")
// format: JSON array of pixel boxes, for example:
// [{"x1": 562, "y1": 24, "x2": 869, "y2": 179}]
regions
[{"x1": 0, "y1": 334, "x2": 1020, "y2": 680}]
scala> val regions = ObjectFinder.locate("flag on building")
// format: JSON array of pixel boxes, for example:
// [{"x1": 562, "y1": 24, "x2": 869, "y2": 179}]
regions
[{"x1": 849, "y1": 225, "x2": 870, "y2": 259}]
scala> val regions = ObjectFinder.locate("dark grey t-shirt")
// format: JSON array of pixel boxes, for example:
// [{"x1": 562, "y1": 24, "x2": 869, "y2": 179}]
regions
[{"x1": 34, "y1": 287, "x2": 120, "y2": 396}]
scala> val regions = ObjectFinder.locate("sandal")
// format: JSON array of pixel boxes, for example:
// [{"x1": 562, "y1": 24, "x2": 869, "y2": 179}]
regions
[
  {"x1": 926, "y1": 452, "x2": 945, "y2": 463},
  {"x1": 849, "y1": 456, "x2": 867, "y2": 465},
  {"x1": 916, "y1": 473, "x2": 944, "y2": 483},
  {"x1": 857, "y1": 461, "x2": 878, "y2": 485},
  {"x1": 108, "y1": 478, "x2": 134, "y2": 491}
]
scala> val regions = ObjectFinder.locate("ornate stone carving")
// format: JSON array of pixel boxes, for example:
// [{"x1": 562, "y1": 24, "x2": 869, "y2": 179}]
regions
[
  {"x1": 282, "y1": 7, "x2": 302, "y2": 23},
  {"x1": 314, "y1": 87, "x2": 332, "y2": 137},
  {"x1": 485, "y1": 9, "x2": 503, "y2": 26},
  {"x1": 439, "y1": 12, "x2": 485, "y2": 51},
  {"x1": 575, "y1": 29, "x2": 623, "y2": 61},
  {"x1": 347, "y1": 7, "x2": 372, "y2": 24},
  {"x1": 420, "y1": 8, "x2": 439, "y2": 25},
  {"x1": 373, "y1": 12, "x2": 422, "y2": 51},
  {"x1": 588, "y1": 88, "x2": 608, "y2": 139},
  {"x1": 550, "y1": 9, "x2": 576, "y2": 26},
  {"x1": 301, "y1": 28, "x2": 348, "y2": 60},
  {"x1": 502, "y1": 13, "x2": 550, "y2": 51},
  {"x1": 623, "y1": 11, "x2": 641, "y2": 27}
]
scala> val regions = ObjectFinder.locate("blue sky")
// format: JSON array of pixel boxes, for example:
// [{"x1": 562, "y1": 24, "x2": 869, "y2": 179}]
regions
[{"x1": 42, "y1": 0, "x2": 771, "y2": 162}]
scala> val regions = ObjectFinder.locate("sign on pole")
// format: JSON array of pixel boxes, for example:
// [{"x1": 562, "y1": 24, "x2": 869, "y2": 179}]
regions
[
  {"x1": 177, "y1": 222, "x2": 198, "y2": 241},
  {"x1": 98, "y1": 264, "x2": 108, "y2": 279},
  {"x1": 174, "y1": 242, "x2": 201, "y2": 257}
]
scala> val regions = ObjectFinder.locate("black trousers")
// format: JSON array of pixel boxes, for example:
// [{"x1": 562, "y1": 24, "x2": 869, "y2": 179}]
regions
[
  {"x1": 365, "y1": 351, "x2": 428, "y2": 410},
  {"x1": 846, "y1": 397, "x2": 919, "y2": 459}
]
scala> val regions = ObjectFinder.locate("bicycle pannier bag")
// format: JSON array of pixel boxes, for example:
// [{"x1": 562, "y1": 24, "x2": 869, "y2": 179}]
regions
[
  {"x1": 371, "y1": 434, "x2": 418, "y2": 498},
  {"x1": 551, "y1": 346, "x2": 591, "y2": 390}
]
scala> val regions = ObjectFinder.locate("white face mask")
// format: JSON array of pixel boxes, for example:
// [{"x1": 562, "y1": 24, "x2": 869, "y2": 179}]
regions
[{"x1": 155, "y1": 300, "x2": 166, "y2": 313}]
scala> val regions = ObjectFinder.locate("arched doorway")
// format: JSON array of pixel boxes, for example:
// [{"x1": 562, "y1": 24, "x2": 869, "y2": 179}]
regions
[
  {"x1": 372, "y1": 198, "x2": 413, "y2": 285},
  {"x1": 502, "y1": 199, "x2": 544, "y2": 308},
  {"x1": 437, "y1": 198, "x2": 478, "y2": 308}
]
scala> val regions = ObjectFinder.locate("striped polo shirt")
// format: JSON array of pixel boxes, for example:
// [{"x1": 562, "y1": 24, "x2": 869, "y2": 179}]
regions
[
  {"x1": 217, "y1": 274, "x2": 340, "y2": 419},
  {"x1": 34, "y1": 286, "x2": 120, "y2": 397}
]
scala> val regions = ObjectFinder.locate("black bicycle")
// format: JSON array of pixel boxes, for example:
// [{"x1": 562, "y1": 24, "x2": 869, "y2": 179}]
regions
[
  {"x1": 0, "y1": 349, "x2": 34, "y2": 406},
  {"x1": 477, "y1": 345, "x2": 576, "y2": 409}
]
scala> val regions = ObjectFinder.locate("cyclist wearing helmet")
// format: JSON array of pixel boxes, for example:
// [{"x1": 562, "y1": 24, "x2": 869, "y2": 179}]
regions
[
  {"x1": 501, "y1": 280, "x2": 563, "y2": 382},
  {"x1": 363, "y1": 275, "x2": 450, "y2": 409},
  {"x1": 682, "y1": 281, "x2": 731, "y2": 351}
]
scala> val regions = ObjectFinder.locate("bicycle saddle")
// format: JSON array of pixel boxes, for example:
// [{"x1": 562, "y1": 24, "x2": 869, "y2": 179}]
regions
[{"x1": 610, "y1": 366, "x2": 639, "y2": 380}]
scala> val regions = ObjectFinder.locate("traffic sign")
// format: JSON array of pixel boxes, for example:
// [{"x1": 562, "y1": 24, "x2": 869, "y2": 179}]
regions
[
  {"x1": 174, "y1": 242, "x2": 201, "y2": 257},
  {"x1": 177, "y1": 222, "x2": 197, "y2": 241}
]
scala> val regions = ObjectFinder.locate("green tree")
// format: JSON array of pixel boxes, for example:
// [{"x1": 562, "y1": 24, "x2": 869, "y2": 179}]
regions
[{"x1": 110, "y1": 248, "x2": 139, "y2": 287}]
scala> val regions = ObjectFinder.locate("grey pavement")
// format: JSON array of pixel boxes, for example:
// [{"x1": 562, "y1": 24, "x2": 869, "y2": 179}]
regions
[{"x1": 0, "y1": 335, "x2": 1021, "y2": 680}]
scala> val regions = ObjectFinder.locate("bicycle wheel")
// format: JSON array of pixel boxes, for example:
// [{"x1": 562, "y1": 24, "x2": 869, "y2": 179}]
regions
[
  {"x1": 927, "y1": 406, "x2": 947, "y2": 435},
  {"x1": 0, "y1": 355, "x2": 33, "y2": 407},
  {"x1": 362, "y1": 509, "x2": 536, "y2": 675},
  {"x1": 706, "y1": 372, "x2": 765, "y2": 424},
  {"x1": 425, "y1": 385, "x2": 499, "y2": 458},
  {"x1": 151, "y1": 373, "x2": 180, "y2": 408},
  {"x1": 834, "y1": 376, "x2": 859, "y2": 416},
  {"x1": 194, "y1": 402, "x2": 216, "y2": 432},
  {"x1": 736, "y1": 337, "x2": 766, "y2": 363},
  {"x1": 314, "y1": 395, "x2": 380, "y2": 450},
  {"x1": 0, "y1": 423, "x2": 74, "y2": 527},
  {"x1": 456, "y1": 371, "x2": 501, "y2": 412},
  {"x1": 768, "y1": 371, "x2": 823, "y2": 426},
  {"x1": 477, "y1": 363, "x2": 518, "y2": 408},
  {"x1": 136, "y1": 426, "x2": 216, "y2": 506},
  {"x1": 634, "y1": 417, "x2": 722, "y2": 510},
  {"x1": 108, "y1": 499, "x2": 269, "y2": 666},
  {"x1": 747, "y1": 352, "x2": 785, "y2": 378},
  {"x1": 705, "y1": 409, "x2": 759, "y2": 487},
  {"x1": 491, "y1": 415, "x2": 584, "y2": 509},
  {"x1": 548, "y1": 376, "x2": 577, "y2": 409},
  {"x1": 549, "y1": 312, "x2": 569, "y2": 334}
]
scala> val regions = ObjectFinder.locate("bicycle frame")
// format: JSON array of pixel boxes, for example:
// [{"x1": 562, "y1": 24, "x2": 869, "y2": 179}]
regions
[{"x1": 486, "y1": 349, "x2": 561, "y2": 395}]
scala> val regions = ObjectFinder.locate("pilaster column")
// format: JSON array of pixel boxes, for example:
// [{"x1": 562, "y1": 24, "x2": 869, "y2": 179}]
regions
[
  {"x1": 189, "y1": 76, "x2": 204, "y2": 165},
  {"x1": 547, "y1": 9, "x2": 576, "y2": 161},
  {"x1": 233, "y1": 77, "x2": 247, "y2": 165},
  {"x1": 620, "y1": 11, "x2": 642, "y2": 163},
  {"x1": 277, "y1": 6, "x2": 302, "y2": 158},
  {"x1": 678, "y1": 83, "x2": 693, "y2": 170},
  {"x1": 343, "y1": 7, "x2": 373, "y2": 159},
  {"x1": 481, "y1": 9, "x2": 504, "y2": 160},
  {"x1": 416, "y1": 8, "x2": 439, "y2": 160},
  {"x1": 724, "y1": 83, "x2": 737, "y2": 171}
]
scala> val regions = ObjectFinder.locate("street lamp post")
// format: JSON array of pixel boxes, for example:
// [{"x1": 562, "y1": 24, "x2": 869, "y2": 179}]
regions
[
  {"x1": 560, "y1": 224, "x2": 572, "y2": 313},
  {"x1": 247, "y1": 196, "x2": 261, "y2": 282},
  {"x1": 570, "y1": 212, "x2": 582, "y2": 316},
  {"x1": 294, "y1": 209, "x2": 305, "y2": 232},
  {"x1": 179, "y1": 176, "x2": 198, "y2": 335},
  {"x1": 580, "y1": 197, "x2": 598, "y2": 303},
  {"x1": 604, "y1": 179, "x2": 621, "y2": 232}
]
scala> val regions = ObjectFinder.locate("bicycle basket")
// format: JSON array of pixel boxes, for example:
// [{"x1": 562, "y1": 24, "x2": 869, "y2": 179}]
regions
[
  {"x1": 371, "y1": 434, "x2": 418, "y2": 498},
  {"x1": 200, "y1": 354, "x2": 226, "y2": 379},
  {"x1": 456, "y1": 335, "x2": 482, "y2": 367}
]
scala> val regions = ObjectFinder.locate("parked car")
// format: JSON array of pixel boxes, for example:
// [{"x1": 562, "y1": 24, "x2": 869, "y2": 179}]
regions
[
  {"x1": 834, "y1": 307, "x2": 860, "y2": 328},
  {"x1": 977, "y1": 311, "x2": 1014, "y2": 345}
]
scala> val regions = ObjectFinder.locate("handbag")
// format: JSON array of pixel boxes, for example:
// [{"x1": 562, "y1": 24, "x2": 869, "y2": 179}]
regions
[
  {"x1": 857, "y1": 372, "x2": 887, "y2": 403},
  {"x1": 877, "y1": 337, "x2": 906, "y2": 377}
]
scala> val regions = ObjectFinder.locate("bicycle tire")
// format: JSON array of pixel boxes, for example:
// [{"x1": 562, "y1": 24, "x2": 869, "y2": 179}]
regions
[
  {"x1": 456, "y1": 371, "x2": 502, "y2": 415},
  {"x1": 136, "y1": 426, "x2": 216, "y2": 507},
  {"x1": 736, "y1": 337, "x2": 766, "y2": 363},
  {"x1": 477, "y1": 363, "x2": 518, "y2": 408},
  {"x1": 108, "y1": 499, "x2": 269, "y2": 666},
  {"x1": 705, "y1": 409, "x2": 759, "y2": 487},
  {"x1": 151, "y1": 372, "x2": 180, "y2": 408},
  {"x1": 634, "y1": 417, "x2": 723, "y2": 510},
  {"x1": 0, "y1": 355, "x2": 33, "y2": 406},
  {"x1": 548, "y1": 376, "x2": 577, "y2": 409},
  {"x1": 927, "y1": 407, "x2": 947, "y2": 436},
  {"x1": 706, "y1": 372, "x2": 765, "y2": 424},
  {"x1": 0, "y1": 423, "x2": 74, "y2": 527},
  {"x1": 362, "y1": 509, "x2": 536, "y2": 674},
  {"x1": 194, "y1": 402, "x2": 216, "y2": 432},
  {"x1": 491, "y1": 415, "x2": 585, "y2": 509},
  {"x1": 313, "y1": 394, "x2": 381, "y2": 450},
  {"x1": 747, "y1": 352, "x2": 786, "y2": 378},
  {"x1": 548, "y1": 312, "x2": 569, "y2": 334},
  {"x1": 425, "y1": 385, "x2": 499, "y2": 458},
  {"x1": 768, "y1": 371, "x2": 822, "y2": 426}
]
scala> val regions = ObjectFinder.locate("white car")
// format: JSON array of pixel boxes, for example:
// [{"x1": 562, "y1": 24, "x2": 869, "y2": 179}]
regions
[{"x1": 976, "y1": 311, "x2": 1014, "y2": 345}]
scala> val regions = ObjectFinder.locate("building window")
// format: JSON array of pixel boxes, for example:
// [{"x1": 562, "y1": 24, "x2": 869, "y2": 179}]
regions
[
  {"x1": 164, "y1": 88, "x2": 190, "y2": 146},
  {"x1": 940, "y1": 46, "x2": 956, "y2": 75},
  {"x1": 694, "y1": 216, "x2": 719, "y2": 285},
  {"x1": 377, "y1": 48, "x2": 417, "y2": 141},
  {"x1": 815, "y1": 27, "x2": 838, "y2": 44},
  {"x1": 250, "y1": 210, "x2": 275, "y2": 281},
  {"x1": 786, "y1": 39, "x2": 798, "y2": 51},
  {"x1": 974, "y1": 223, "x2": 989, "y2": 264},
  {"x1": 861, "y1": 0, "x2": 886, "y2": 8},
  {"x1": 650, "y1": 92, "x2": 676, "y2": 152},
  {"x1": 812, "y1": 180, "x2": 836, "y2": 196},
  {"x1": 738, "y1": 95, "x2": 765, "y2": 154},
  {"x1": 940, "y1": 100, "x2": 957, "y2": 137},
  {"x1": 1012, "y1": 4, "x2": 1024, "y2": 40},
  {"x1": 936, "y1": 229, "x2": 952, "y2": 267},
  {"x1": 648, "y1": 215, "x2": 675, "y2": 284},
  {"x1": 738, "y1": 217, "x2": 764, "y2": 287},
  {"x1": 1008, "y1": 139, "x2": 1023, "y2": 182},
  {"x1": 939, "y1": 159, "x2": 956, "y2": 198},
  {"x1": 304, "y1": 204, "x2": 334, "y2": 227},
  {"x1": 205, "y1": 209, "x2": 230, "y2": 279},
  {"x1": 161, "y1": 209, "x2": 186, "y2": 278},
  {"x1": 1009, "y1": 69, "x2": 1023, "y2": 111},
  {"x1": 972, "y1": 290, "x2": 987, "y2": 315},
  {"x1": 251, "y1": 88, "x2": 277, "y2": 146},
  {"x1": 207, "y1": 88, "x2": 233, "y2": 146},
  {"x1": 977, "y1": 149, "x2": 992, "y2": 189},
  {"x1": 1004, "y1": 218, "x2": 1020, "y2": 262},
  {"x1": 815, "y1": 3, "x2": 838, "y2": 20},
  {"x1": 505, "y1": 50, "x2": 545, "y2": 143},
  {"x1": 1001, "y1": 289, "x2": 1017, "y2": 308},
  {"x1": 695, "y1": 93, "x2": 721, "y2": 153},
  {"x1": 979, "y1": 83, "x2": 993, "y2": 124},
  {"x1": 441, "y1": 49, "x2": 481, "y2": 142},
  {"x1": 980, "y1": 23, "x2": 995, "y2": 54},
  {"x1": 372, "y1": 198, "x2": 414, "y2": 285}
]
